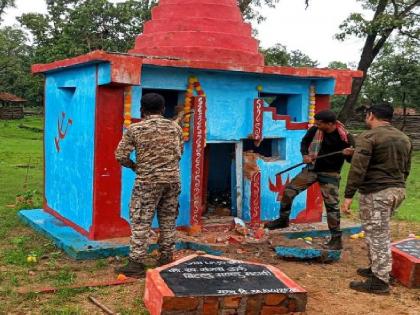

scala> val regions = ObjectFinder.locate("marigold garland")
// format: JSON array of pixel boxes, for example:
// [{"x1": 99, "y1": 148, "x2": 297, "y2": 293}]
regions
[
  {"x1": 123, "y1": 87, "x2": 132, "y2": 128},
  {"x1": 308, "y1": 84, "x2": 316, "y2": 127},
  {"x1": 183, "y1": 76, "x2": 206, "y2": 141}
]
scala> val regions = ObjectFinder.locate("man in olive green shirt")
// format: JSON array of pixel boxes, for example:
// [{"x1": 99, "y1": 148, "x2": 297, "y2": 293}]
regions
[{"x1": 342, "y1": 103, "x2": 412, "y2": 294}]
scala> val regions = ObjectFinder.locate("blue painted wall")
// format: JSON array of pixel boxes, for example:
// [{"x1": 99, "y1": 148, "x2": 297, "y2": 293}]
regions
[
  {"x1": 119, "y1": 85, "x2": 193, "y2": 227},
  {"x1": 117, "y1": 65, "x2": 336, "y2": 226},
  {"x1": 44, "y1": 66, "x2": 97, "y2": 231}
]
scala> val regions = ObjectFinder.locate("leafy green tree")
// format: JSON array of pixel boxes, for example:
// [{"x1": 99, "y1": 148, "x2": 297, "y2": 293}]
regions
[
  {"x1": 261, "y1": 43, "x2": 319, "y2": 67},
  {"x1": 239, "y1": 0, "x2": 280, "y2": 23},
  {"x1": 19, "y1": 0, "x2": 157, "y2": 63},
  {"x1": 328, "y1": 61, "x2": 349, "y2": 69},
  {"x1": 0, "y1": 26, "x2": 43, "y2": 104},
  {"x1": 334, "y1": 0, "x2": 420, "y2": 122},
  {"x1": 363, "y1": 40, "x2": 420, "y2": 110},
  {"x1": 0, "y1": 0, "x2": 15, "y2": 22}
]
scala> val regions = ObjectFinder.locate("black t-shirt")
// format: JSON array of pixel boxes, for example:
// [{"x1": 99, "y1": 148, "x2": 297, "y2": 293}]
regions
[{"x1": 300, "y1": 126, "x2": 355, "y2": 173}]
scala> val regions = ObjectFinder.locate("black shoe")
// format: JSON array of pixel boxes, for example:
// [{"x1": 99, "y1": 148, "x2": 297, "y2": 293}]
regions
[
  {"x1": 323, "y1": 235, "x2": 343, "y2": 250},
  {"x1": 357, "y1": 268, "x2": 395, "y2": 284},
  {"x1": 357, "y1": 267, "x2": 373, "y2": 278},
  {"x1": 157, "y1": 255, "x2": 174, "y2": 267},
  {"x1": 114, "y1": 260, "x2": 145, "y2": 278},
  {"x1": 349, "y1": 275, "x2": 390, "y2": 294},
  {"x1": 264, "y1": 217, "x2": 289, "y2": 230}
]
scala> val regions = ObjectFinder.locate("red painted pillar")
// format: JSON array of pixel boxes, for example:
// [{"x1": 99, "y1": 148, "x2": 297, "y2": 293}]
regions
[{"x1": 90, "y1": 85, "x2": 131, "y2": 240}]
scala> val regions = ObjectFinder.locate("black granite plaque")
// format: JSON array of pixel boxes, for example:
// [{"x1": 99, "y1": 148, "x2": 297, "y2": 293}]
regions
[
  {"x1": 394, "y1": 239, "x2": 420, "y2": 259},
  {"x1": 160, "y1": 256, "x2": 291, "y2": 297}
]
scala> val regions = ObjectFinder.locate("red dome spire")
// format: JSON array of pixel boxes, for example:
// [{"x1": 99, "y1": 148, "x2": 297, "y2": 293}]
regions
[{"x1": 129, "y1": 0, "x2": 265, "y2": 66}]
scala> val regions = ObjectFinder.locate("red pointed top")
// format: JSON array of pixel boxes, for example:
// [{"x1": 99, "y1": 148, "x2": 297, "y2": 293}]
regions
[{"x1": 129, "y1": 0, "x2": 265, "y2": 66}]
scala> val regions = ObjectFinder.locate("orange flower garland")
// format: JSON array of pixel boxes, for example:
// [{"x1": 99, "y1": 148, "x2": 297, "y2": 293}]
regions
[
  {"x1": 308, "y1": 84, "x2": 316, "y2": 127},
  {"x1": 183, "y1": 76, "x2": 206, "y2": 141},
  {"x1": 123, "y1": 87, "x2": 132, "y2": 128}
]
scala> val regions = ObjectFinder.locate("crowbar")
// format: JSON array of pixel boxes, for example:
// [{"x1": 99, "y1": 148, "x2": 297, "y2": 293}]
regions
[{"x1": 276, "y1": 150, "x2": 346, "y2": 176}]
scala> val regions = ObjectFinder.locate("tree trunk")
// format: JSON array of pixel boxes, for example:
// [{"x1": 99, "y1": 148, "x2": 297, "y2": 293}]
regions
[
  {"x1": 337, "y1": 0, "x2": 420, "y2": 122},
  {"x1": 337, "y1": 0, "x2": 390, "y2": 123}
]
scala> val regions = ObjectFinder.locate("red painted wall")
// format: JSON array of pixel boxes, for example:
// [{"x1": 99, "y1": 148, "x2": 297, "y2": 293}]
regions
[{"x1": 90, "y1": 85, "x2": 131, "y2": 240}]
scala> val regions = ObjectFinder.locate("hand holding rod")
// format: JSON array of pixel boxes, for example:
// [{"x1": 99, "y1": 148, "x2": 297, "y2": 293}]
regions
[{"x1": 276, "y1": 150, "x2": 345, "y2": 176}]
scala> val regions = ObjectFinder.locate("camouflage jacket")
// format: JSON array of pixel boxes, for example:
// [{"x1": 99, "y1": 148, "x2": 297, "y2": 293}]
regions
[
  {"x1": 344, "y1": 125, "x2": 412, "y2": 198},
  {"x1": 115, "y1": 115, "x2": 184, "y2": 183}
]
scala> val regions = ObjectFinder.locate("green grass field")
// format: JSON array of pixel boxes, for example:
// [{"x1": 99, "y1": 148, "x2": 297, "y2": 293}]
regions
[
  {"x1": 340, "y1": 154, "x2": 420, "y2": 222},
  {"x1": 0, "y1": 117, "x2": 419, "y2": 313}
]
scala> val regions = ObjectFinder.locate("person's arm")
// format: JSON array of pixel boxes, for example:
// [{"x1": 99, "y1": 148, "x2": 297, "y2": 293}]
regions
[
  {"x1": 300, "y1": 126, "x2": 317, "y2": 163},
  {"x1": 405, "y1": 141, "x2": 413, "y2": 181},
  {"x1": 178, "y1": 125, "x2": 184, "y2": 156},
  {"x1": 344, "y1": 133, "x2": 373, "y2": 199},
  {"x1": 115, "y1": 128, "x2": 136, "y2": 170},
  {"x1": 343, "y1": 133, "x2": 356, "y2": 163},
  {"x1": 300, "y1": 126, "x2": 317, "y2": 156}
]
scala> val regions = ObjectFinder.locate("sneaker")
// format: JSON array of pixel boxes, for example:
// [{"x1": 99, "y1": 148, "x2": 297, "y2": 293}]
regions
[
  {"x1": 322, "y1": 235, "x2": 343, "y2": 250},
  {"x1": 349, "y1": 275, "x2": 390, "y2": 294},
  {"x1": 114, "y1": 260, "x2": 145, "y2": 278},
  {"x1": 264, "y1": 217, "x2": 289, "y2": 230}
]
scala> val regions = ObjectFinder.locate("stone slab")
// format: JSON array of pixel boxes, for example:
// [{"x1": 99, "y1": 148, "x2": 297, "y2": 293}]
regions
[{"x1": 144, "y1": 254, "x2": 307, "y2": 315}]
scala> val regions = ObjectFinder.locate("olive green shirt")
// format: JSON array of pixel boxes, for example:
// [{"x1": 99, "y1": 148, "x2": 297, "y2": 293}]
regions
[{"x1": 344, "y1": 125, "x2": 412, "y2": 198}]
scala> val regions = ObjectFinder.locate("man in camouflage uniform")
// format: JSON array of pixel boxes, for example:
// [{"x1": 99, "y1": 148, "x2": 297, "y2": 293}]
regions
[
  {"x1": 342, "y1": 103, "x2": 412, "y2": 294},
  {"x1": 265, "y1": 110, "x2": 355, "y2": 250},
  {"x1": 115, "y1": 93, "x2": 183, "y2": 278}
]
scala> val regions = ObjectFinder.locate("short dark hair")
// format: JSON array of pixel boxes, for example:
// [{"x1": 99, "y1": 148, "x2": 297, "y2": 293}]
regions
[
  {"x1": 366, "y1": 103, "x2": 394, "y2": 122},
  {"x1": 314, "y1": 110, "x2": 337, "y2": 123},
  {"x1": 141, "y1": 93, "x2": 165, "y2": 114}
]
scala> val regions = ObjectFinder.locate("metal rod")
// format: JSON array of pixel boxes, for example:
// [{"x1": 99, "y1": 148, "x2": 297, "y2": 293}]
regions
[{"x1": 276, "y1": 150, "x2": 344, "y2": 176}]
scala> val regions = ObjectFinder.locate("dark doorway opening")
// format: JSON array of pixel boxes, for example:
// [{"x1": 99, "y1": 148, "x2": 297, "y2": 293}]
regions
[
  {"x1": 142, "y1": 88, "x2": 184, "y2": 119},
  {"x1": 203, "y1": 143, "x2": 235, "y2": 218}
]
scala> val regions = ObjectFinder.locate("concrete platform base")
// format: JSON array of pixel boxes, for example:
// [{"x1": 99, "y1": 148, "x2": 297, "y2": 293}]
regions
[{"x1": 18, "y1": 209, "x2": 222, "y2": 260}]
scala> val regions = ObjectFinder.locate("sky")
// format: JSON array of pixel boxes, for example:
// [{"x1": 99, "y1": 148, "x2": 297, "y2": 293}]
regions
[{"x1": 2, "y1": 0, "x2": 369, "y2": 67}]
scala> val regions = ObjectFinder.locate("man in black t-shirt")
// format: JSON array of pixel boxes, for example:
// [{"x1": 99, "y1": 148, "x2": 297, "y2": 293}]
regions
[{"x1": 265, "y1": 110, "x2": 355, "y2": 250}]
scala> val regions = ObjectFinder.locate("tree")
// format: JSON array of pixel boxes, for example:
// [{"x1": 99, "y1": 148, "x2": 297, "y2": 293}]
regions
[
  {"x1": 363, "y1": 39, "x2": 420, "y2": 111},
  {"x1": 0, "y1": 0, "x2": 15, "y2": 22},
  {"x1": 239, "y1": 0, "x2": 280, "y2": 23},
  {"x1": 19, "y1": 0, "x2": 157, "y2": 63},
  {"x1": 335, "y1": 0, "x2": 420, "y2": 122},
  {"x1": 261, "y1": 43, "x2": 319, "y2": 67},
  {"x1": 0, "y1": 26, "x2": 43, "y2": 104},
  {"x1": 328, "y1": 61, "x2": 349, "y2": 69}
]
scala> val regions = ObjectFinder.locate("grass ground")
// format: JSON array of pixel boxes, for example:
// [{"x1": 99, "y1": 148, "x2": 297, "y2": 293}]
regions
[
  {"x1": 340, "y1": 153, "x2": 420, "y2": 222},
  {"x1": 0, "y1": 117, "x2": 419, "y2": 314}
]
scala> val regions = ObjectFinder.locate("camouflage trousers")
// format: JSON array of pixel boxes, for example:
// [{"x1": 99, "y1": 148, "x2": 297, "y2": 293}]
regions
[
  {"x1": 129, "y1": 182, "x2": 180, "y2": 263},
  {"x1": 359, "y1": 187, "x2": 406, "y2": 283},
  {"x1": 280, "y1": 168, "x2": 341, "y2": 236}
]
